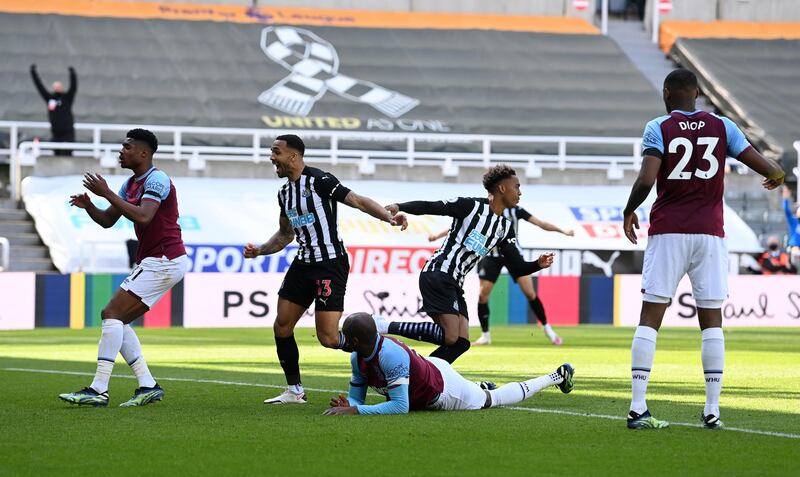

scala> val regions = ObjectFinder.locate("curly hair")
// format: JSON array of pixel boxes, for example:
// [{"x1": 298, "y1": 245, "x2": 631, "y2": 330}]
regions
[
  {"x1": 126, "y1": 128, "x2": 158, "y2": 154},
  {"x1": 482, "y1": 165, "x2": 517, "y2": 192}
]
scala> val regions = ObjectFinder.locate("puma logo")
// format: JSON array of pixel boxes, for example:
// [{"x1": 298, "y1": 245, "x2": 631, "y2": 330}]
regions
[
  {"x1": 317, "y1": 297, "x2": 329, "y2": 306},
  {"x1": 582, "y1": 251, "x2": 620, "y2": 277}
]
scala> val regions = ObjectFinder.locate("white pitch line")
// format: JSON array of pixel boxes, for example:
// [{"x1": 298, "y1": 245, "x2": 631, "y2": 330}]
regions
[
  {"x1": 4, "y1": 367, "x2": 799, "y2": 440},
  {"x1": 1, "y1": 367, "x2": 343, "y2": 393}
]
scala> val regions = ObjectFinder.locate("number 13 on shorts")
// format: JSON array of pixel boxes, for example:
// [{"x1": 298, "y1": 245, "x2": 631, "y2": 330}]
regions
[{"x1": 316, "y1": 279, "x2": 332, "y2": 297}]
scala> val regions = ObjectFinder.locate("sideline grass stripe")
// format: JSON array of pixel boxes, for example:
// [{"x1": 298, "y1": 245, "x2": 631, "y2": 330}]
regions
[{"x1": 5, "y1": 366, "x2": 799, "y2": 440}]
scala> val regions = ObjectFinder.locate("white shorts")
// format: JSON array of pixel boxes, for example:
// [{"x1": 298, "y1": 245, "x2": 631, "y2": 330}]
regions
[
  {"x1": 120, "y1": 255, "x2": 189, "y2": 309},
  {"x1": 426, "y1": 357, "x2": 487, "y2": 411},
  {"x1": 641, "y1": 234, "x2": 728, "y2": 301}
]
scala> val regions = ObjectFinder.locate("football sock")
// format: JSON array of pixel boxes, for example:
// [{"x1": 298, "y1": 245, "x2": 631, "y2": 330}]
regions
[
  {"x1": 388, "y1": 321, "x2": 444, "y2": 345},
  {"x1": 336, "y1": 331, "x2": 352, "y2": 351},
  {"x1": 90, "y1": 319, "x2": 124, "y2": 393},
  {"x1": 477, "y1": 303, "x2": 490, "y2": 333},
  {"x1": 489, "y1": 371, "x2": 562, "y2": 407},
  {"x1": 529, "y1": 297, "x2": 548, "y2": 325},
  {"x1": 429, "y1": 337, "x2": 470, "y2": 363},
  {"x1": 630, "y1": 325, "x2": 658, "y2": 415},
  {"x1": 542, "y1": 324, "x2": 557, "y2": 340},
  {"x1": 701, "y1": 327, "x2": 725, "y2": 417},
  {"x1": 275, "y1": 334, "x2": 302, "y2": 386},
  {"x1": 119, "y1": 324, "x2": 157, "y2": 388}
]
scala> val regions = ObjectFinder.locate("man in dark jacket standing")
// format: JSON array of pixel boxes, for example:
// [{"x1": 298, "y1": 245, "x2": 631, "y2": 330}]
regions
[{"x1": 30, "y1": 64, "x2": 77, "y2": 156}]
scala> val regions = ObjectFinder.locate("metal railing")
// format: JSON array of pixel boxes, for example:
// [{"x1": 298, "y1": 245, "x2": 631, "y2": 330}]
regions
[
  {"x1": 0, "y1": 237, "x2": 9, "y2": 272},
  {"x1": 3, "y1": 120, "x2": 649, "y2": 200}
]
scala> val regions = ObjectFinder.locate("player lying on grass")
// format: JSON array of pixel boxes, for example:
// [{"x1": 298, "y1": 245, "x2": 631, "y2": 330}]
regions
[{"x1": 323, "y1": 313, "x2": 574, "y2": 415}]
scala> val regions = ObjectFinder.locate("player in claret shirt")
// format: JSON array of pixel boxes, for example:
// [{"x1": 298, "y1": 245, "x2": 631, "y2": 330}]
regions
[
  {"x1": 622, "y1": 69, "x2": 785, "y2": 430},
  {"x1": 323, "y1": 313, "x2": 574, "y2": 416},
  {"x1": 60, "y1": 128, "x2": 188, "y2": 408}
]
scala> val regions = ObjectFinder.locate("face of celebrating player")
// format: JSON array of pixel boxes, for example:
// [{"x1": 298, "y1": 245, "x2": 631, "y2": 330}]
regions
[
  {"x1": 270, "y1": 140, "x2": 299, "y2": 179},
  {"x1": 496, "y1": 175, "x2": 521, "y2": 209},
  {"x1": 118, "y1": 138, "x2": 148, "y2": 171}
]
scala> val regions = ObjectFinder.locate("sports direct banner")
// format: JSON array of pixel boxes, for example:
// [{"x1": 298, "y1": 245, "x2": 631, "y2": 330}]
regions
[
  {"x1": 615, "y1": 274, "x2": 800, "y2": 327},
  {"x1": 21, "y1": 176, "x2": 763, "y2": 274},
  {"x1": 182, "y1": 272, "x2": 480, "y2": 328}
]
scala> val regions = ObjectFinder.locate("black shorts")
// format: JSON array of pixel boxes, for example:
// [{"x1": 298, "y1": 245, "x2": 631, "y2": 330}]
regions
[
  {"x1": 419, "y1": 271, "x2": 469, "y2": 319},
  {"x1": 477, "y1": 256, "x2": 507, "y2": 283},
  {"x1": 278, "y1": 256, "x2": 349, "y2": 312}
]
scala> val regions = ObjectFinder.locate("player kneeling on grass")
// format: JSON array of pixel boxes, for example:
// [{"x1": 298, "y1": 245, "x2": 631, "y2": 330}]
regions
[
  {"x1": 59, "y1": 129, "x2": 188, "y2": 408},
  {"x1": 323, "y1": 313, "x2": 574, "y2": 415}
]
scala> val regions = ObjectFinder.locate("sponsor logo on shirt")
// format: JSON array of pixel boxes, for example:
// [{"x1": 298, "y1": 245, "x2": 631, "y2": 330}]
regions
[
  {"x1": 465, "y1": 229, "x2": 490, "y2": 256},
  {"x1": 286, "y1": 209, "x2": 315, "y2": 228}
]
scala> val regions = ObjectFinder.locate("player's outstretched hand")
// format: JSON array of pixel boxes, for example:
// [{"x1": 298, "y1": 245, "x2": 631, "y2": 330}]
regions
[
  {"x1": 762, "y1": 175, "x2": 784, "y2": 191},
  {"x1": 564, "y1": 229, "x2": 575, "y2": 237},
  {"x1": 82, "y1": 173, "x2": 112, "y2": 197},
  {"x1": 329, "y1": 394, "x2": 349, "y2": 408},
  {"x1": 243, "y1": 243, "x2": 261, "y2": 259},
  {"x1": 783, "y1": 186, "x2": 792, "y2": 200},
  {"x1": 537, "y1": 252, "x2": 555, "y2": 268},
  {"x1": 623, "y1": 212, "x2": 639, "y2": 244},
  {"x1": 323, "y1": 406, "x2": 357, "y2": 416},
  {"x1": 384, "y1": 203, "x2": 400, "y2": 215},
  {"x1": 69, "y1": 193, "x2": 91, "y2": 209},
  {"x1": 390, "y1": 212, "x2": 408, "y2": 231}
]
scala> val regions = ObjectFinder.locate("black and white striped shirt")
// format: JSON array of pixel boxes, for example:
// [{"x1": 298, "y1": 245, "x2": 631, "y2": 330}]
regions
[
  {"x1": 278, "y1": 166, "x2": 351, "y2": 263},
  {"x1": 398, "y1": 197, "x2": 542, "y2": 288},
  {"x1": 487, "y1": 206, "x2": 532, "y2": 258}
]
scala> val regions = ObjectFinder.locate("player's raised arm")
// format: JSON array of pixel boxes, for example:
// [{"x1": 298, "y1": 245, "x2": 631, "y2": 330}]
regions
[
  {"x1": 428, "y1": 228, "x2": 449, "y2": 242},
  {"x1": 526, "y1": 215, "x2": 574, "y2": 236},
  {"x1": 83, "y1": 172, "x2": 162, "y2": 226},
  {"x1": 343, "y1": 190, "x2": 408, "y2": 230},
  {"x1": 69, "y1": 191, "x2": 122, "y2": 229},
  {"x1": 388, "y1": 197, "x2": 472, "y2": 219},
  {"x1": 244, "y1": 214, "x2": 295, "y2": 258}
]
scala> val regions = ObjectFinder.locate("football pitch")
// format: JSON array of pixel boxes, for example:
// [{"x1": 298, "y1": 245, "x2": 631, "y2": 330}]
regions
[{"x1": 1, "y1": 326, "x2": 798, "y2": 476}]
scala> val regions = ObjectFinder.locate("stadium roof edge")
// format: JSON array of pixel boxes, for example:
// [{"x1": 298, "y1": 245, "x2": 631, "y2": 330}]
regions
[{"x1": 0, "y1": 0, "x2": 599, "y2": 34}]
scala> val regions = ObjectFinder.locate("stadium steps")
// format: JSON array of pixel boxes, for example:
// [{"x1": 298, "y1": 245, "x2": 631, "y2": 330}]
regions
[{"x1": 0, "y1": 198, "x2": 55, "y2": 272}]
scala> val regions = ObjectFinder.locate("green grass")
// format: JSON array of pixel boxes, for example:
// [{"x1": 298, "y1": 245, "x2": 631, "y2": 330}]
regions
[{"x1": 1, "y1": 326, "x2": 798, "y2": 476}]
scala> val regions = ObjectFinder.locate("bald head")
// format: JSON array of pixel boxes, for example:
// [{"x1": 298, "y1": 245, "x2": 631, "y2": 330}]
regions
[
  {"x1": 52, "y1": 81, "x2": 64, "y2": 93},
  {"x1": 342, "y1": 312, "x2": 378, "y2": 354}
]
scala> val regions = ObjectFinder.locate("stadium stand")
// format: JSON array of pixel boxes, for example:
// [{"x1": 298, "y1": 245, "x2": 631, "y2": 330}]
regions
[
  {"x1": 0, "y1": 11, "x2": 659, "y2": 138},
  {"x1": 671, "y1": 38, "x2": 800, "y2": 167}
]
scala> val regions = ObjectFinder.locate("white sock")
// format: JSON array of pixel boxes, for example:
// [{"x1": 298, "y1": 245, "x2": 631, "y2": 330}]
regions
[
  {"x1": 701, "y1": 327, "x2": 725, "y2": 417},
  {"x1": 489, "y1": 370, "x2": 562, "y2": 407},
  {"x1": 288, "y1": 384, "x2": 304, "y2": 395},
  {"x1": 543, "y1": 324, "x2": 556, "y2": 339},
  {"x1": 119, "y1": 325, "x2": 157, "y2": 388},
  {"x1": 630, "y1": 325, "x2": 658, "y2": 415},
  {"x1": 90, "y1": 319, "x2": 124, "y2": 393}
]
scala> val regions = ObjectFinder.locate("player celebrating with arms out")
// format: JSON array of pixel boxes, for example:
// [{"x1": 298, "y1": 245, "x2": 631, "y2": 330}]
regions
[
  {"x1": 244, "y1": 134, "x2": 407, "y2": 405},
  {"x1": 430, "y1": 205, "x2": 573, "y2": 346},
  {"x1": 622, "y1": 69, "x2": 784, "y2": 430},
  {"x1": 374, "y1": 165, "x2": 555, "y2": 364},
  {"x1": 323, "y1": 313, "x2": 574, "y2": 416},
  {"x1": 60, "y1": 129, "x2": 188, "y2": 407}
]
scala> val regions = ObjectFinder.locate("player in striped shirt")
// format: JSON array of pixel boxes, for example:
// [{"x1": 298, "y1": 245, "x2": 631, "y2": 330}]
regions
[
  {"x1": 429, "y1": 205, "x2": 573, "y2": 346},
  {"x1": 375, "y1": 165, "x2": 555, "y2": 363},
  {"x1": 243, "y1": 134, "x2": 407, "y2": 404},
  {"x1": 323, "y1": 313, "x2": 574, "y2": 416}
]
